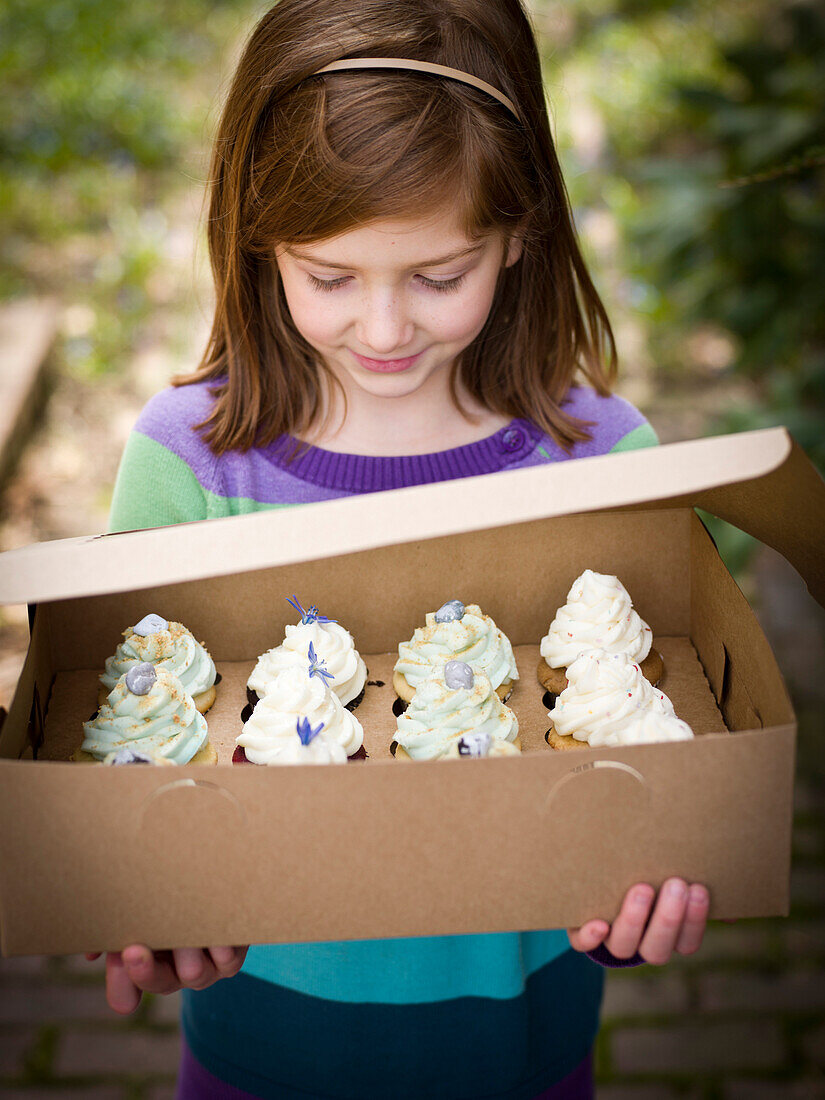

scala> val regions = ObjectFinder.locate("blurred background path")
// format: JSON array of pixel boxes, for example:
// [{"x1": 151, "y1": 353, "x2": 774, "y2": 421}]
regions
[{"x1": 1, "y1": 0, "x2": 823, "y2": 1095}]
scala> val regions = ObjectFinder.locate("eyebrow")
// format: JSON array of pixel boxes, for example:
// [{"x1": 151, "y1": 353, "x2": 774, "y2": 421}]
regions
[{"x1": 284, "y1": 242, "x2": 485, "y2": 270}]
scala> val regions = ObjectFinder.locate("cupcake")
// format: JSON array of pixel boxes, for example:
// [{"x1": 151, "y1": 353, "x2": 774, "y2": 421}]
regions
[
  {"x1": 100, "y1": 613, "x2": 217, "y2": 714},
  {"x1": 235, "y1": 650, "x2": 364, "y2": 764},
  {"x1": 394, "y1": 600, "x2": 518, "y2": 704},
  {"x1": 546, "y1": 649, "x2": 688, "y2": 751},
  {"x1": 234, "y1": 716, "x2": 348, "y2": 766},
  {"x1": 394, "y1": 659, "x2": 520, "y2": 761},
  {"x1": 77, "y1": 663, "x2": 217, "y2": 764},
  {"x1": 537, "y1": 571, "x2": 663, "y2": 695},
  {"x1": 248, "y1": 596, "x2": 367, "y2": 710}
]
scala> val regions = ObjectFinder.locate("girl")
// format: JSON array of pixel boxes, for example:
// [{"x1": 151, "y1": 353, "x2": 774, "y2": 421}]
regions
[{"x1": 98, "y1": 0, "x2": 711, "y2": 1095}]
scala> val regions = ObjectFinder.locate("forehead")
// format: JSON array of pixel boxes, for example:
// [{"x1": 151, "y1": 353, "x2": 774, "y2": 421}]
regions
[{"x1": 280, "y1": 208, "x2": 496, "y2": 268}]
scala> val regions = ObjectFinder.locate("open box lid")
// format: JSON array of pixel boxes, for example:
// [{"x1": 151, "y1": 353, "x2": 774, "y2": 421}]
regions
[{"x1": 1, "y1": 427, "x2": 823, "y2": 607}]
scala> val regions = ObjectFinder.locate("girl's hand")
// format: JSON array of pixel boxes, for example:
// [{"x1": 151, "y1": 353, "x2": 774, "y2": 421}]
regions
[
  {"x1": 85, "y1": 945, "x2": 248, "y2": 1014},
  {"x1": 567, "y1": 878, "x2": 710, "y2": 965}
]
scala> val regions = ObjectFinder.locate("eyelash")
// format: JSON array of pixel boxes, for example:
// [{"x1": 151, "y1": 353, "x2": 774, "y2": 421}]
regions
[{"x1": 306, "y1": 273, "x2": 466, "y2": 294}]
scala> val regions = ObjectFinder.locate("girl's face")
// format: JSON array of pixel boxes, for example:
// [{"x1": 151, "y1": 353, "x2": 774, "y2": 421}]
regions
[{"x1": 275, "y1": 208, "x2": 521, "y2": 404}]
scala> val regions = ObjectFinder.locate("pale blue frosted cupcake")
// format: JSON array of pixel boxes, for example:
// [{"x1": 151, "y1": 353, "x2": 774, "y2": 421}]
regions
[{"x1": 80, "y1": 663, "x2": 216, "y2": 765}]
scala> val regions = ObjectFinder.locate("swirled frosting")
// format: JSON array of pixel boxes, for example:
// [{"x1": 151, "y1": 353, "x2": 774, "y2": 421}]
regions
[
  {"x1": 82, "y1": 668, "x2": 208, "y2": 764},
  {"x1": 395, "y1": 665, "x2": 518, "y2": 761},
  {"x1": 395, "y1": 604, "x2": 517, "y2": 693},
  {"x1": 549, "y1": 649, "x2": 676, "y2": 747},
  {"x1": 102, "y1": 746, "x2": 172, "y2": 766},
  {"x1": 248, "y1": 621, "x2": 366, "y2": 706},
  {"x1": 259, "y1": 734, "x2": 348, "y2": 766},
  {"x1": 540, "y1": 570, "x2": 653, "y2": 668},
  {"x1": 101, "y1": 620, "x2": 216, "y2": 698},
  {"x1": 619, "y1": 710, "x2": 694, "y2": 745},
  {"x1": 442, "y1": 734, "x2": 521, "y2": 759},
  {"x1": 238, "y1": 666, "x2": 363, "y2": 764}
]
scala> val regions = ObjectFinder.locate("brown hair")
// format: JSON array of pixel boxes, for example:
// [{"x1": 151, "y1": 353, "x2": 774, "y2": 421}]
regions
[{"x1": 178, "y1": 0, "x2": 618, "y2": 453}]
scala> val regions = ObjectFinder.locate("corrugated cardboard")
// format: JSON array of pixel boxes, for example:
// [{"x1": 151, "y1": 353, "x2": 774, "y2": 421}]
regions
[{"x1": 0, "y1": 427, "x2": 822, "y2": 956}]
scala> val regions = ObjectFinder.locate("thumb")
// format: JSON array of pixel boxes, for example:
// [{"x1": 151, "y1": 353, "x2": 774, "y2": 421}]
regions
[{"x1": 567, "y1": 920, "x2": 609, "y2": 953}]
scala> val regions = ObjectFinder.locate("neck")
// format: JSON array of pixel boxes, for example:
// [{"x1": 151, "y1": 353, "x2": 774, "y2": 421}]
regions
[{"x1": 301, "y1": 371, "x2": 509, "y2": 457}]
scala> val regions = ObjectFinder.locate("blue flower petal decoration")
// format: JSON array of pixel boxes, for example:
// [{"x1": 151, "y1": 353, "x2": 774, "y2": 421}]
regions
[
  {"x1": 296, "y1": 716, "x2": 325, "y2": 746},
  {"x1": 286, "y1": 595, "x2": 338, "y2": 625},
  {"x1": 307, "y1": 641, "x2": 335, "y2": 685}
]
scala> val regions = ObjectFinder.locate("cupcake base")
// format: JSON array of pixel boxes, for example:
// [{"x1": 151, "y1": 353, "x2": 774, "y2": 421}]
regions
[
  {"x1": 537, "y1": 647, "x2": 664, "y2": 693},
  {"x1": 345, "y1": 685, "x2": 366, "y2": 712},
  {"x1": 545, "y1": 727, "x2": 590, "y2": 752}
]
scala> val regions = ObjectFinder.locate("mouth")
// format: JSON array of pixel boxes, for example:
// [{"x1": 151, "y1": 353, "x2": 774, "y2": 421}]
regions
[{"x1": 351, "y1": 351, "x2": 424, "y2": 374}]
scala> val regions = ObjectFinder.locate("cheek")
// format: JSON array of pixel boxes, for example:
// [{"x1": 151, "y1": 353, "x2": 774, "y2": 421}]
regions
[
  {"x1": 282, "y1": 281, "x2": 344, "y2": 346},
  {"x1": 431, "y1": 282, "x2": 497, "y2": 342}
]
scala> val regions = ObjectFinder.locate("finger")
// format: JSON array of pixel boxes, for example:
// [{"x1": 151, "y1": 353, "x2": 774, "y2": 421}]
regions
[
  {"x1": 122, "y1": 945, "x2": 182, "y2": 996},
  {"x1": 106, "y1": 952, "x2": 142, "y2": 1015},
  {"x1": 567, "y1": 921, "x2": 609, "y2": 953},
  {"x1": 173, "y1": 947, "x2": 219, "y2": 991},
  {"x1": 604, "y1": 884, "x2": 656, "y2": 959},
  {"x1": 85, "y1": 952, "x2": 101, "y2": 961},
  {"x1": 638, "y1": 878, "x2": 689, "y2": 965},
  {"x1": 208, "y1": 945, "x2": 247, "y2": 978},
  {"x1": 674, "y1": 884, "x2": 710, "y2": 956}
]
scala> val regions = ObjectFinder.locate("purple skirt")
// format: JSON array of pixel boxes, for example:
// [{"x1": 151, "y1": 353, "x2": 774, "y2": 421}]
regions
[{"x1": 176, "y1": 1040, "x2": 594, "y2": 1100}]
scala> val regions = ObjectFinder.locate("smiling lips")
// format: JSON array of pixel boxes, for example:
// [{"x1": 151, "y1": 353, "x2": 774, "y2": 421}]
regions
[{"x1": 351, "y1": 351, "x2": 424, "y2": 374}]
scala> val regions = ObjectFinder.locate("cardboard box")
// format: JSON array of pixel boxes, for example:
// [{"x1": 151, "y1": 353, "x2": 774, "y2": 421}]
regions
[{"x1": 0, "y1": 427, "x2": 823, "y2": 957}]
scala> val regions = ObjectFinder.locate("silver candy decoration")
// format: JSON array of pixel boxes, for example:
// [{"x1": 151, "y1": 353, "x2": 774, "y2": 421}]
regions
[
  {"x1": 104, "y1": 747, "x2": 156, "y2": 766},
  {"x1": 133, "y1": 613, "x2": 169, "y2": 637},
  {"x1": 125, "y1": 662, "x2": 157, "y2": 695},
  {"x1": 457, "y1": 731, "x2": 493, "y2": 757},
  {"x1": 434, "y1": 599, "x2": 465, "y2": 624},
  {"x1": 444, "y1": 660, "x2": 474, "y2": 690}
]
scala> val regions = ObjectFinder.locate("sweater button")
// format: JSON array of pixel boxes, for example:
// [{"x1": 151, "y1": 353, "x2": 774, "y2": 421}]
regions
[{"x1": 500, "y1": 428, "x2": 524, "y2": 452}]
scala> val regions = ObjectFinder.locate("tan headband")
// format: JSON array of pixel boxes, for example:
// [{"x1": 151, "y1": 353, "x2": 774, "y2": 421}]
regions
[{"x1": 313, "y1": 58, "x2": 521, "y2": 123}]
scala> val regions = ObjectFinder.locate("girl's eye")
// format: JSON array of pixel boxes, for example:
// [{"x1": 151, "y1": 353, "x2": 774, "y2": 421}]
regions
[
  {"x1": 417, "y1": 274, "x2": 465, "y2": 293},
  {"x1": 306, "y1": 273, "x2": 466, "y2": 293},
  {"x1": 307, "y1": 274, "x2": 350, "y2": 292}
]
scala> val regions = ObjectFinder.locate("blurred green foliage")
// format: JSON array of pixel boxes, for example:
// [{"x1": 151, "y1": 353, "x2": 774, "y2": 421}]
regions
[
  {"x1": 546, "y1": 0, "x2": 825, "y2": 468},
  {"x1": 3, "y1": 0, "x2": 823, "y2": 470},
  {"x1": 632, "y1": 2, "x2": 825, "y2": 466},
  {"x1": 0, "y1": 0, "x2": 260, "y2": 371}
]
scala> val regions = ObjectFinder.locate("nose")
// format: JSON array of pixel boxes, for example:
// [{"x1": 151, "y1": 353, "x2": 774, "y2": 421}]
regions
[{"x1": 356, "y1": 287, "x2": 414, "y2": 356}]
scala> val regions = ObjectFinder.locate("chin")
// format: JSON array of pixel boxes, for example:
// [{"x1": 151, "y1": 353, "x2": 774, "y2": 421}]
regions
[{"x1": 351, "y1": 369, "x2": 432, "y2": 399}]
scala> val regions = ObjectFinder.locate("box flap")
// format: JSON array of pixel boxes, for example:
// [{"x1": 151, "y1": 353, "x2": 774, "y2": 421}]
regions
[
  {"x1": 1, "y1": 427, "x2": 823, "y2": 606},
  {"x1": 695, "y1": 434, "x2": 825, "y2": 607}
]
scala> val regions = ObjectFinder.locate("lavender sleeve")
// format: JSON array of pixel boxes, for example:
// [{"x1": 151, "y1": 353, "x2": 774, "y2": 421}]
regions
[{"x1": 586, "y1": 944, "x2": 645, "y2": 968}]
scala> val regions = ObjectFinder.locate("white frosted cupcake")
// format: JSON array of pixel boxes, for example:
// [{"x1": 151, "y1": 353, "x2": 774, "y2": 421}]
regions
[
  {"x1": 248, "y1": 596, "x2": 367, "y2": 709},
  {"x1": 235, "y1": 716, "x2": 348, "y2": 766},
  {"x1": 100, "y1": 613, "x2": 217, "y2": 713},
  {"x1": 394, "y1": 600, "x2": 518, "y2": 704},
  {"x1": 236, "y1": 654, "x2": 364, "y2": 764},
  {"x1": 538, "y1": 571, "x2": 663, "y2": 692},
  {"x1": 547, "y1": 649, "x2": 684, "y2": 751},
  {"x1": 395, "y1": 660, "x2": 520, "y2": 761},
  {"x1": 78, "y1": 663, "x2": 216, "y2": 764}
]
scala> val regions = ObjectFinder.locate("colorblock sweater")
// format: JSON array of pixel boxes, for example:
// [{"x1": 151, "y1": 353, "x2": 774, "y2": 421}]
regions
[{"x1": 109, "y1": 380, "x2": 657, "y2": 1100}]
